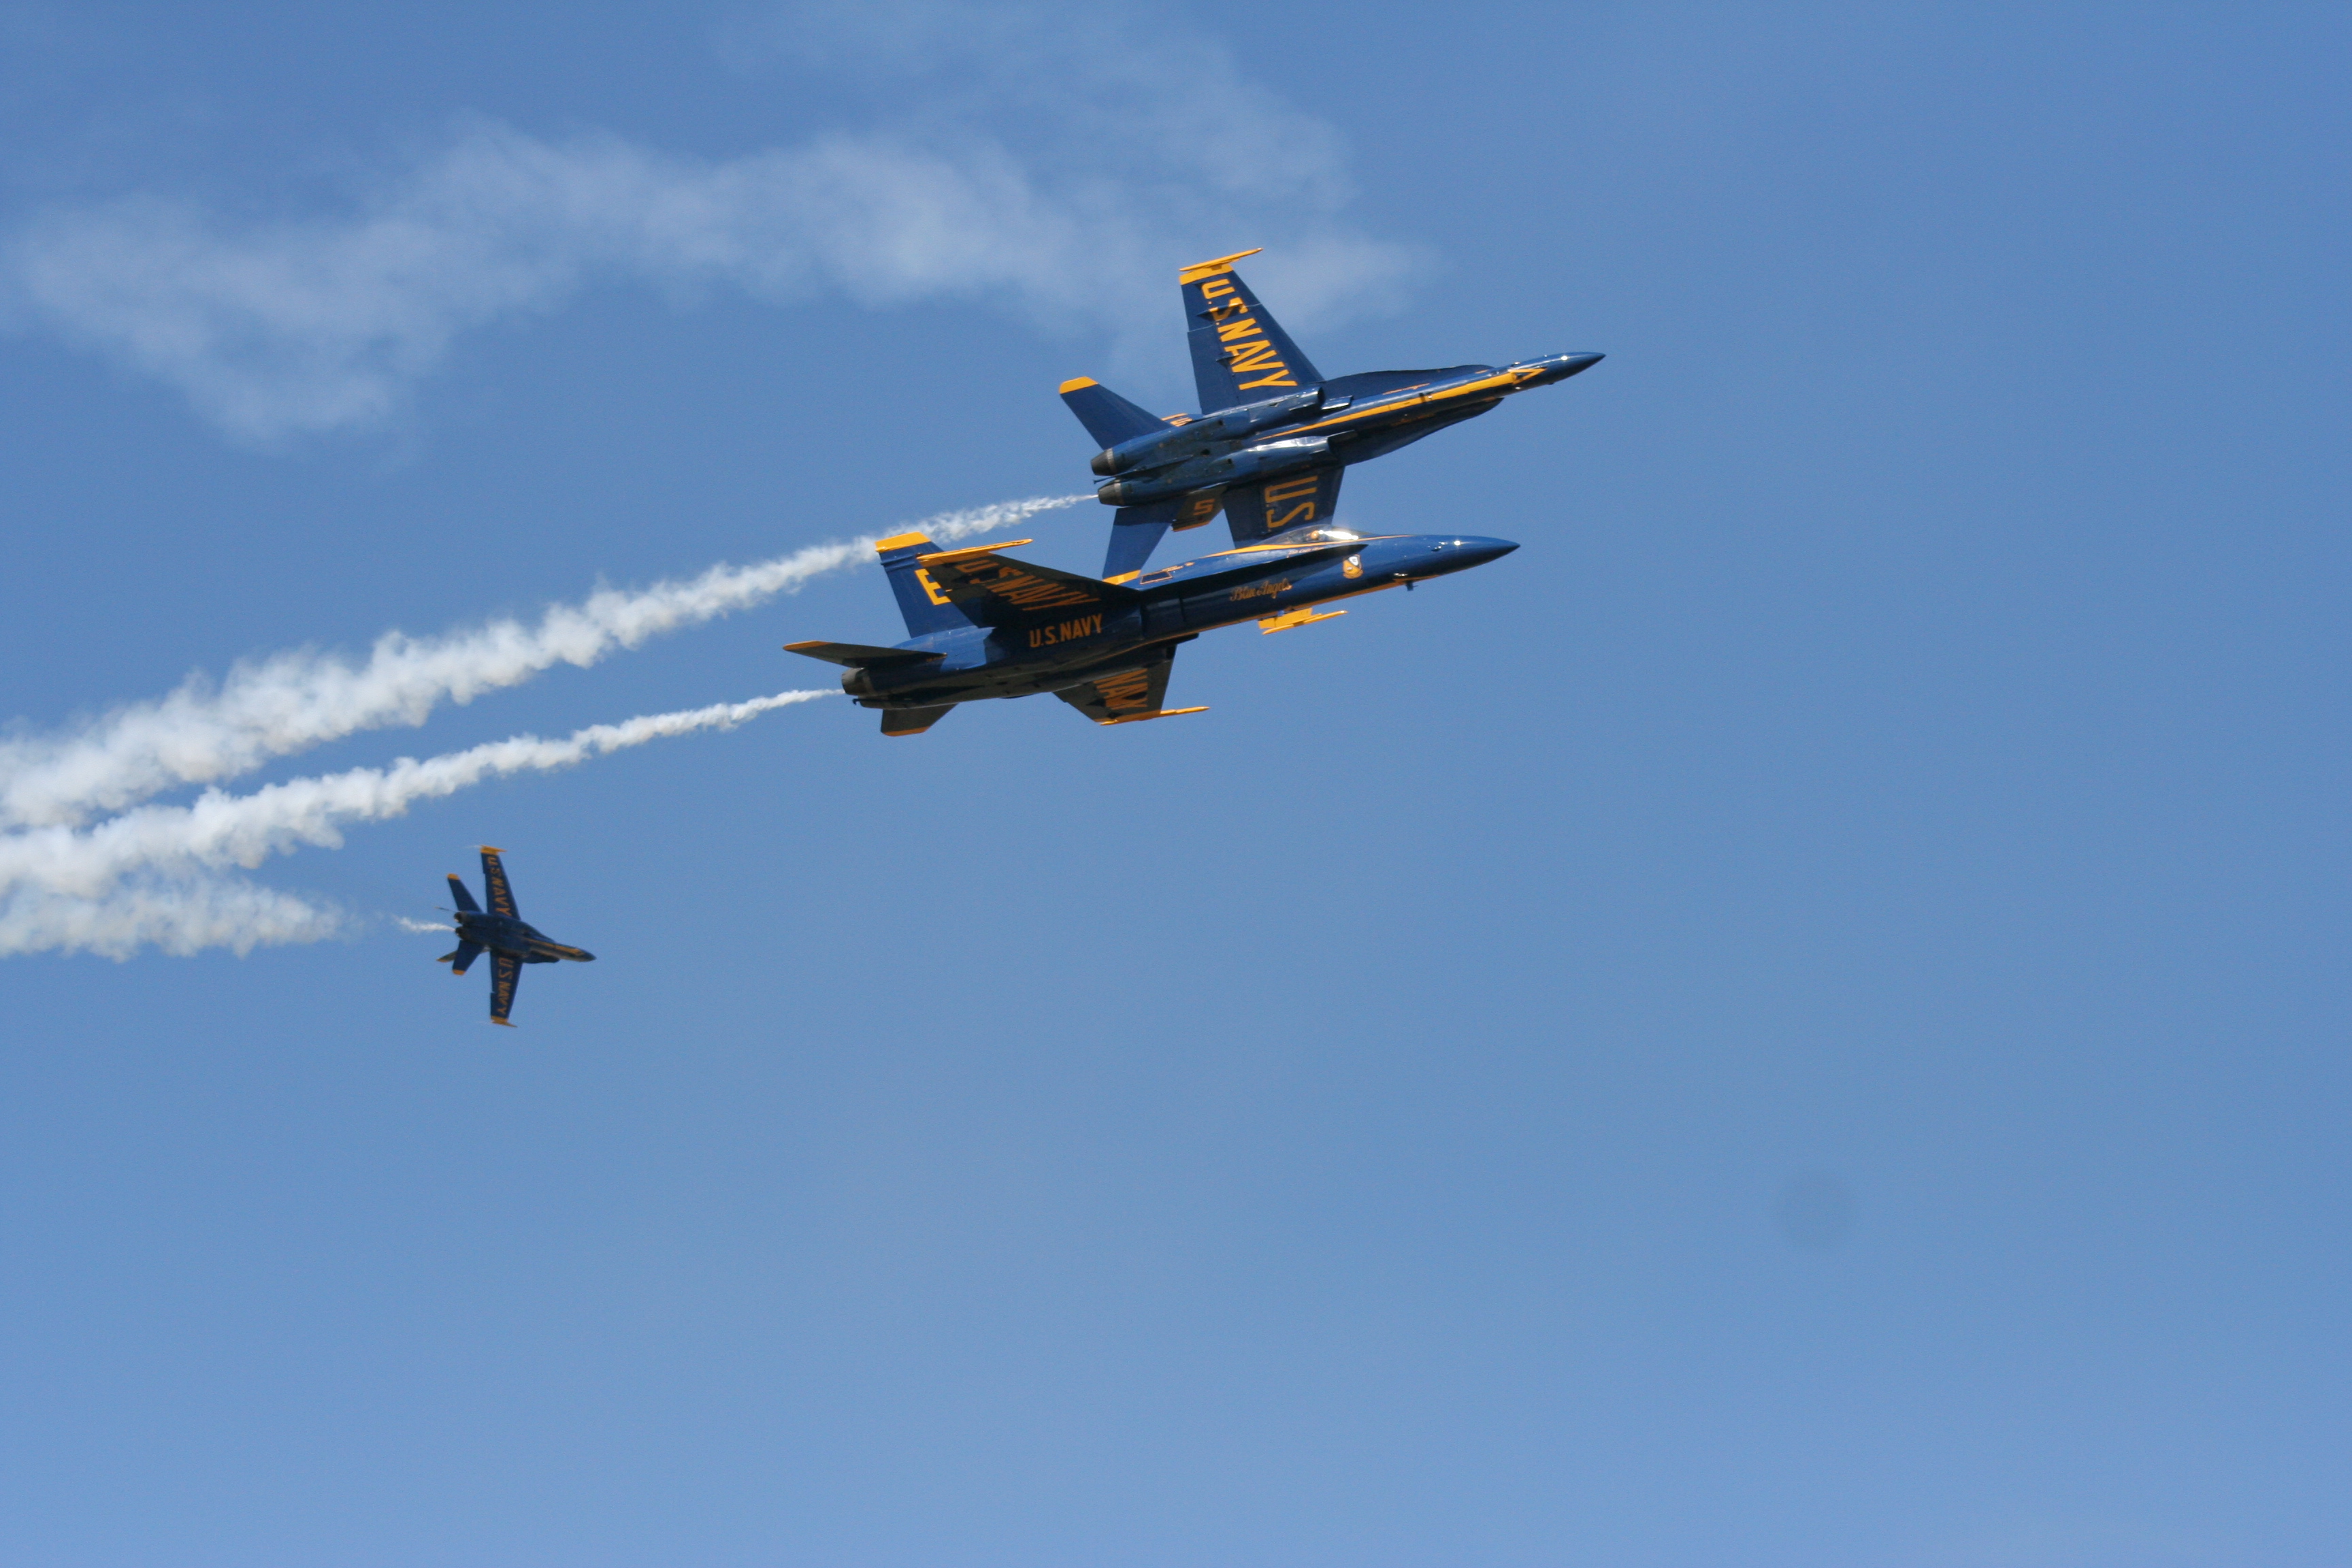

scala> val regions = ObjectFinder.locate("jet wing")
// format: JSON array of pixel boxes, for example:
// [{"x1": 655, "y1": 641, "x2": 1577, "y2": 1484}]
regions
[
  {"x1": 480, "y1": 847, "x2": 518, "y2": 918},
  {"x1": 916, "y1": 542, "x2": 1139, "y2": 630},
  {"x1": 489, "y1": 952, "x2": 521, "y2": 1026},
  {"x1": 782, "y1": 641, "x2": 945, "y2": 668},
  {"x1": 1053, "y1": 649, "x2": 1207, "y2": 726},
  {"x1": 440, "y1": 938, "x2": 483, "y2": 975},
  {"x1": 1221, "y1": 466, "x2": 1343, "y2": 545},
  {"x1": 1181, "y1": 250, "x2": 1323, "y2": 413}
]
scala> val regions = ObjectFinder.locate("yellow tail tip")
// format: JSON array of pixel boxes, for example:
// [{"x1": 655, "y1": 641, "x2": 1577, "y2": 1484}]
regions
[
  {"x1": 1059, "y1": 376, "x2": 1098, "y2": 393},
  {"x1": 1178, "y1": 248, "x2": 1262, "y2": 284}
]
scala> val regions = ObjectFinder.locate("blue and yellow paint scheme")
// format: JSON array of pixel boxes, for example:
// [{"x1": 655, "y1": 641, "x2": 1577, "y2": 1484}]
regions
[
  {"x1": 436, "y1": 847, "x2": 595, "y2": 1026},
  {"x1": 786, "y1": 521, "x2": 1516, "y2": 736},
  {"x1": 1062, "y1": 248, "x2": 1601, "y2": 578}
]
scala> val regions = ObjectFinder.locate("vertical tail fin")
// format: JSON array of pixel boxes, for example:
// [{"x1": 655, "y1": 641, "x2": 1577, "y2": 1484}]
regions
[
  {"x1": 1102, "y1": 501, "x2": 1178, "y2": 581},
  {"x1": 875, "y1": 534, "x2": 977, "y2": 638},
  {"x1": 1181, "y1": 250, "x2": 1323, "y2": 413},
  {"x1": 446, "y1": 874, "x2": 481, "y2": 914},
  {"x1": 1059, "y1": 377, "x2": 1175, "y2": 449}
]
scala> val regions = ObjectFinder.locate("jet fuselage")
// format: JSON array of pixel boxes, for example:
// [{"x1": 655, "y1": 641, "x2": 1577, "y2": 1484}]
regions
[
  {"x1": 839, "y1": 527, "x2": 1516, "y2": 714},
  {"x1": 452, "y1": 909, "x2": 593, "y2": 965},
  {"x1": 1090, "y1": 353, "x2": 1601, "y2": 508}
]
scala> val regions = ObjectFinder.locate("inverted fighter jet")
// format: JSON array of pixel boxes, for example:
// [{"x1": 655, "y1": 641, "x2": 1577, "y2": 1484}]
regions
[
  {"x1": 1062, "y1": 248, "x2": 1601, "y2": 580},
  {"x1": 436, "y1": 847, "x2": 595, "y2": 1026},
  {"x1": 785, "y1": 519, "x2": 1514, "y2": 736}
]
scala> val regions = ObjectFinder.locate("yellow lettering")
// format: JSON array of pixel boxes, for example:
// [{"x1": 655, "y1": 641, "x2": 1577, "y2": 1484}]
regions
[
  {"x1": 1200, "y1": 278, "x2": 1235, "y2": 299},
  {"x1": 1263, "y1": 476, "x2": 1321, "y2": 505},
  {"x1": 1267, "y1": 502, "x2": 1316, "y2": 531},
  {"x1": 1216, "y1": 318, "x2": 1264, "y2": 343},
  {"x1": 1228, "y1": 341, "x2": 1284, "y2": 373},
  {"x1": 915, "y1": 568, "x2": 953, "y2": 607},
  {"x1": 1236, "y1": 372, "x2": 1298, "y2": 389}
]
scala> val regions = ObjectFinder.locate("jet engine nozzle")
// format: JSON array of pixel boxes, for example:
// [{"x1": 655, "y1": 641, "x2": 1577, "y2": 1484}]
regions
[
  {"x1": 1092, "y1": 387, "x2": 1326, "y2": 476},
  {"x1": 840, "y1": 667, "x2": 877, "y2": 698}
]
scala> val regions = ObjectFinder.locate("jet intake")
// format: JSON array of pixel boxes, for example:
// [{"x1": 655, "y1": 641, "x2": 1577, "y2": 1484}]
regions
[{"x1": 1090, "y1": 387, "x2": 1326, "y2": 476}]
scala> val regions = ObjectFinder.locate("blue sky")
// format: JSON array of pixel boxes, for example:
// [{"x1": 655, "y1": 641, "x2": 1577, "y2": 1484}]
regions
[{"x1": 0, "y1": 3, "x2": 2345, "y2": 1563}]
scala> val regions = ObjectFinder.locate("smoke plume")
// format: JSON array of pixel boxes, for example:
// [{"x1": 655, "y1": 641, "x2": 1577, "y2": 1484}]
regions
[
  {"x1": 0, "y1": 690, "x2": 832, "y2": 958},
  {"x1": 0, "y1": 494, "x2": 1080, "y2": 832}
]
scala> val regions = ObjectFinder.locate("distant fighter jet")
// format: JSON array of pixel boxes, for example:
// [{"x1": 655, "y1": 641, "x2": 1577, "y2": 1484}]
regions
[
  {"x1": 436, "y1": 847, "x2": 595, "y2": 1026},
  {"x1": 785, "y1": 521, "x2": 1515, "y2": 735},
  {"x1": 1062, "y1": 248, "x2": 1601, "y2": 578}
]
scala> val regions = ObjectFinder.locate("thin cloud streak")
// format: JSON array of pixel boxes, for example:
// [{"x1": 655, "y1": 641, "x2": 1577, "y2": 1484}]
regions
[
  {"x1": 0, "y1": 493, "x2": 1083, "y2": 831},
  {"x1": 3, "y1": 94, "x2": 1412, "y2": 438},
  {"x1": 0, "y1": 689, "x2": 832, "y2": 958}
]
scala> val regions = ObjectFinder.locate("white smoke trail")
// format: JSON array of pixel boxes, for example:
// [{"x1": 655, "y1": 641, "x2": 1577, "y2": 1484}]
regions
[
  {"x1": 0, "y1": 875, "x2": 348, "y2": 960},
  {"x1": 0, "y1": 689, "x2": 831, "y2": 958},
  {"x1": 0, "y1": 493, "x2": 1081, "y2": 831}
]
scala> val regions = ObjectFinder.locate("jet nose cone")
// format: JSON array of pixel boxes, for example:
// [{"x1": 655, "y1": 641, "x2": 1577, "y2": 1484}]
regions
[
  {"x1": 1561, "y1": 351, "x2": 1604, "y2": 376},
  {"x1": 1413, "y1": 536, "x2": 1518, "y2": 578},
  {"x1": 578, "y1": 951, "x2": 597, "y2": 962}
]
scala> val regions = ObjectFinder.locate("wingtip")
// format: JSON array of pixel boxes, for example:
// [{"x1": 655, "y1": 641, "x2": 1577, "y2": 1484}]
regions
[
  {"x1": 479, "y1": 845, "x2": 503, "y2": 855},
  {"x1": 1059, "y1": 376, "x2": 1098, "y2": 393}
]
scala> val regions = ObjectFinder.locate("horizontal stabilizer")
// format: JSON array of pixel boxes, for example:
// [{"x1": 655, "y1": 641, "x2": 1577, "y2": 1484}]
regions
[
  {"x1": 783, "y1": 640, "x2": 946, "y2": 668},
  {"x1": 1060, "y1": 377, "x2": 1177, "y2": 449},
  {"x1": 445, "y1": 873, "x2": 480, "y2": 915}
]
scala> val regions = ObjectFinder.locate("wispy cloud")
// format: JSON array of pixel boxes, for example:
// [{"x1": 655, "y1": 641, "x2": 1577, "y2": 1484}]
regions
[
  {"x1": 3, "y1": 5, "x2": 1413, "y2": 438},
  {"x1": 0, "y1": 493, "x2": 1081, "y2": 830},
  {"x1": 0, "y1": 690, "x2": 830, "y2": 958}
]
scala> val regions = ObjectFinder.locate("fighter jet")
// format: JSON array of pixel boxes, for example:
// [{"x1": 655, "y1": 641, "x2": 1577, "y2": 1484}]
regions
[
  {"x1": 436, "y1": 847, "x2": 595, "y2": 1026},
  {"x1": 785, "y1": 521, "x2": 1515, "y2": 735},
  {"x1": 1062, "y1": 248, "x2": 1601, "y2": 579}
]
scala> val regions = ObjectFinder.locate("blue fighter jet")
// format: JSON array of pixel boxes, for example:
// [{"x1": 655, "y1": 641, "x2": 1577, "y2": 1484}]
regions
[
  {"x1": 785, "y1": 521, "x2": 1515, "y2": 735},
  {"x1": 1062, "y1": 248, "x2": 1601, "y2": 579},
  {"x1": 436, "y1": 847, "x2": 595, "y2": 1026}
]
